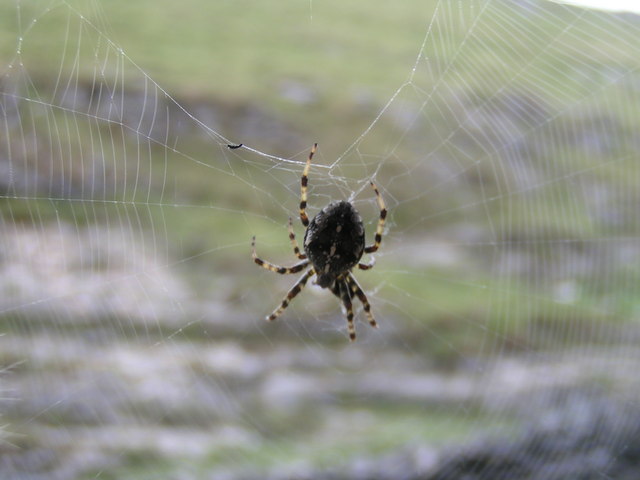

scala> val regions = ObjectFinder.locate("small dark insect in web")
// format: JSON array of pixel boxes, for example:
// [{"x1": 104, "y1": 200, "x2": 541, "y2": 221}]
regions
[
  {"x1": 227, "y1": 143, "x2": 243, "y2": 149},
  {"x1": 252, "y1": 143, "x2": 387, "y2": 342}
]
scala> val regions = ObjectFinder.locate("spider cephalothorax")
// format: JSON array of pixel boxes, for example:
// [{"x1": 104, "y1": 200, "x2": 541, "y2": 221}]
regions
[{"x1": 252, "y1": 143, "x2": 386, "y2": 341}]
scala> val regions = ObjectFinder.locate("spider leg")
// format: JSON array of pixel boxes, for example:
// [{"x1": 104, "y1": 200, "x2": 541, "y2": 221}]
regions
[
  {"x1": 364, "y1": 181, "x2": 387, "y2": 254},
  {"x1": 299, "y1": 143, "x2": 317, "y2": 227},
  {"x1": 252, "y1": 236, "x2": 309, "y2": 274},
  {"x1": 266, "y1": 268, "x2": 315, "y2": 322},
  {"x1": 288, "y1": 217, "x2": 307, "y2": 260},
  {"x1": 357, "y1": 256, "x2": 375, "y2": 270},
  {"x1": 346, "y1": 273, "x2": 378, "y2": 329},
  {"x1": 335, "y1": 276, "x2": 357, "y2": 342}
]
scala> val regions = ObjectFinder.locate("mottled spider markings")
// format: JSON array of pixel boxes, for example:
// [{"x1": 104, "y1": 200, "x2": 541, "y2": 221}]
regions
[{"x1": 252, "y1": 143, "x2": 386, "y2": 341}]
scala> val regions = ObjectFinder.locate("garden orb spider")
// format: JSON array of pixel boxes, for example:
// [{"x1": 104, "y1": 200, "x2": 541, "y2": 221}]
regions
[{"x1": 252, "y1": 143, "x2": 387, "y2": 341}]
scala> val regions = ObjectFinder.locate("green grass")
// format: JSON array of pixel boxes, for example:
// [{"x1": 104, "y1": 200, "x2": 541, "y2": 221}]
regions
[
  {"x1": 2, "y1": 0, "x2": 640, "y2": 354},
  {"x1": 0, "y1": 0, "x2": 427, "y2": 103}
]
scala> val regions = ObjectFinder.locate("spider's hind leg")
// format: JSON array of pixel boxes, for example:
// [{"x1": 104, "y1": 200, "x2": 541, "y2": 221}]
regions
[
  {"x1": 299, "y1": 143, "x2": 317, "y2": 227},
  {"x1": 357, "y1": 257, "x2": 375, "y2": 270},
  {"x1": 252, "y1": 236, "x2": 308, "y2": 274},
  {"x1": 346, "y1": 273, "x2": 378, "y2": 329},
  {"x1": 364, "y1": 181, "x2": 387, "y2": 254},
  {"x1": 288, "y1": 217, "x2": 307, "y2": 260}
]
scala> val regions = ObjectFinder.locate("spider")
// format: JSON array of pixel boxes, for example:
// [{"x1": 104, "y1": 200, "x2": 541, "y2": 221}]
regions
[{"x1": 252, "y1": 143, "x2": 387, "y2": 341}]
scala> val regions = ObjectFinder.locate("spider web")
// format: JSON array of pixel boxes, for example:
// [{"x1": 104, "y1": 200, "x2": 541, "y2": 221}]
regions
[{"x1": 2, "y1": 0, "x2": 640, "y2": 478}]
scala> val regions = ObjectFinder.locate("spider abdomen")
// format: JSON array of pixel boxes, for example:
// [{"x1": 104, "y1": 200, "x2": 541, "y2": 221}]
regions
[{"x1": 303, "y1": 200, "x2": 365, "y2": 288}]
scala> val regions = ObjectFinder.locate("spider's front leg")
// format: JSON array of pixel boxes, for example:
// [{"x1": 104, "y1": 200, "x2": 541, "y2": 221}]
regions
[
  {"x1": 267, "y1": 268, "x2": 316, "y2": 322},
  {"x1": 346, "y1": 273, "x2": 377, "y2": 329},
  {"x1": 332, "y1": 277, "x2": 357, "y2": 342}
]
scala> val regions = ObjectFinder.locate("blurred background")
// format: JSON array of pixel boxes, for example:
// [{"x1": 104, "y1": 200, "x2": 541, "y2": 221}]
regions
[{"x1": 1, "y1": 0, "x2": 640, "y2": 478}]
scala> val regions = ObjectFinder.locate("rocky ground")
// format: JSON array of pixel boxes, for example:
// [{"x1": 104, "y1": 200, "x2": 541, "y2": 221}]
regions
[{"x1": 1, "y1": 225, "x2": 640, "y2": 479}]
